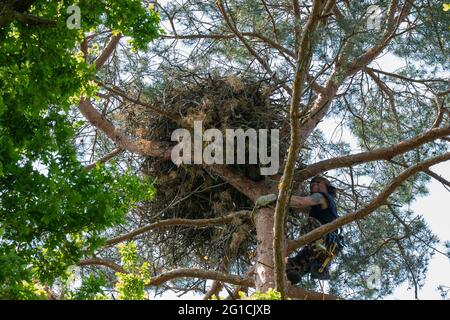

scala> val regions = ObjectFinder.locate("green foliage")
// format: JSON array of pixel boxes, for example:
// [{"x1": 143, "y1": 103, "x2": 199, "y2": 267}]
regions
[
  {"x1": 115, "y1": 242, "x2": 151, "y2": 300},
  {"x1": 0, "y1": 162, "x2": 156, "y2": 297},
  {"x1": 62, "y1": 242, "x2": 152, "y2": 300},
  {"x1": 239, "y1": 288, "x2": 282, "y2": 300},
  {"x1": 0, "y1": 0, "x2": 160, "y2": 298},
  {"x1": 68, "y1": 274, "x2": 108, "y2": 300},
  {"x1": 99, "y1": 1, "x2": 163, "y2": 50},
  {"x1": 393, "y1": 1, "x2": 449, "y2": 65},
  {"x1": 0, "y1": 280, "x2": 48, "y2": 300},
  {"x1": 211, "y1": 288, "x2": 282, "y2": 300}
]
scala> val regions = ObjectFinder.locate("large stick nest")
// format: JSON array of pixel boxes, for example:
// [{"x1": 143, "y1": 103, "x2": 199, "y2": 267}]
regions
[{"x1": 122, "y1": 73, "x2": 288, "y2": 268}]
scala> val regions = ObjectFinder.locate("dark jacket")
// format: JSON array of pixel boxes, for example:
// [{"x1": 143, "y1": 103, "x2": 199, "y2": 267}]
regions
[{"x1": 309, "y1": 192, "x2": 338, "y2": 225}]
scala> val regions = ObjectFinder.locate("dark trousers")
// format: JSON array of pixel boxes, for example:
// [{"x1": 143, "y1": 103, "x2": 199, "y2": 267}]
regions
[{"x1": 286, "y1": 217, "x2": 330, "y2": 283}]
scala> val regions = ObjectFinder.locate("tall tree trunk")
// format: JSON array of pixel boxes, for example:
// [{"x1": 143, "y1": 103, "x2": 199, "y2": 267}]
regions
[{"x1": 254, "y1": 207, "x2": 275, "y2": 292}]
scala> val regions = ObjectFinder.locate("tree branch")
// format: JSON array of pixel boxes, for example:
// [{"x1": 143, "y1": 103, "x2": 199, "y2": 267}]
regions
[
  {"x1": 0, "y1": 0, "x2": 55, "y2": 28},
  {"x1": 78, "y1": 257, "x2": 339, "y2": 300},
  {"x1": 294, "y1": 126, "x2": 450, "y2": 181},
  {"x1": 98, "y1": 80, "x2": 182, "y2": 124},
  {"x1": 78, "y1": 98, "x2": 172, "y2": 159},
  {"x1": 79, "y1": 257, "x2": 126, "y2": 274},
  {"x1": 163, "y1": 31, "x2": 326, "y2": 94},
  {"x1": 148, "y1": 268, "x2": 254, "y2": 287},
  {"x1": 94, "y1": 35, "x2": 122, "y2": 70},
  {"x1": 105, "y1": 210, "x2": 250, "y2": 247},
  {"x1": 79, "y1": 34, "x2": 171, "y2": 159},
  {"x1": 297, "y1": 0, "x2": 412, "y2": 145},
  {"x1": 203, "y1": 221, "x2": 252, "y2": 300},
  {"x1": 79, "y1": 258, "x2": 253, "y2": 289},
  {"x1": 388, "y1": 159, "x2": 450, "y2": 189},
  {"x1": 13, "y1": 11, "x2": 56, "y2": 27},
  {"x1": 287, "y1": 285, "x2": 340, "y2": 300},
  {"x1": 287, "y1": 152, "x2": 450, "y2": 254},
  {"x1": 366, "y1": 67, "x2": 448, "y2": 84},
  {"x1": 84, "y1": 148, "x2": 124, "y2": 171},
  {"x1": 216, "y1": 0, "x2": 292, "y2": 95},
  {"x1": 273, "y1": 0, "x2": 326, "y2": 299}
]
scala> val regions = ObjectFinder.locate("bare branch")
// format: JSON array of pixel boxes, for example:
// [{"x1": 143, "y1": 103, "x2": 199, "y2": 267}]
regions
[
  {"x1": 367, "y1": 67, "x2": 448, "y2": 84},
  {"x1": 97, "y1": 80, "x2": 182, "y2": 124},
  {"x1": 79, "y1": 258, "x2": 126, "y2": 274},
  {"x1": 161, "y1": 32, "x2": 326, "y2": 94},
  {"x1": 261, "y1": 0, "x2": 279, "y2": 40},
  {"x1": 84, "y1": 148, "x2": 124, "y2": 171},
  {"x1": 78, "y1": 98, "x2": 172, "y2": 159},
  {"x1": 216, "y1": 0, "x2": 292, "y2": 95},
  {"x1": 79, "y1": 259, "x2": 253, "y2": 289},
  {"x1": 148, "y1": 268, "x2": 254, "y2": 287},
  {"x1": 105, "y1": 210, "x2": 251, "y2": 247},
  {"x1": 203, "y1": 221, "x2": 252, "y2": 300},
  {"x1": 94, "y1": 35, "x2": 122, "y2": 70},
  {"x1": 432, "y1": 96, "x2": 446, "y2": 129},
  {"x1": 388, "y1": 159, "x2": 450, "y2": 189}
]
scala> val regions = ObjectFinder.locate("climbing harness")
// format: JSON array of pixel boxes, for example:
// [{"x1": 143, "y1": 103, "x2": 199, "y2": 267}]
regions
[{"x1": 287, "y1": 228, "x2": 345, "y2": 283}]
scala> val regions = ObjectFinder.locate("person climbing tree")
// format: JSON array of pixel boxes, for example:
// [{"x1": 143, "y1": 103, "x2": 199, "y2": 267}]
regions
[{"x1": 286, "y1": 176, "x2": 344, "y2": 284}]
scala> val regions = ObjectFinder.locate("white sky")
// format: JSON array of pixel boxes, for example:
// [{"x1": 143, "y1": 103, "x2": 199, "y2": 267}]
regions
[{"x1": 385, "y1": 162, "x2": 450, "y2": 300}]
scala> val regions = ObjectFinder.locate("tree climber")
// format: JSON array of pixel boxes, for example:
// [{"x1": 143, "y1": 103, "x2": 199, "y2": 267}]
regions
[{"x1": 286, "y1": 176, "x2": 345, "y2": 283}]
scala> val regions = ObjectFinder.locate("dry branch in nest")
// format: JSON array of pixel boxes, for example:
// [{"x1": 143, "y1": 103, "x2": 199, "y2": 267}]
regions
[{"x1": 123, "y1": 73, "x2": 288, "y2": 269}]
